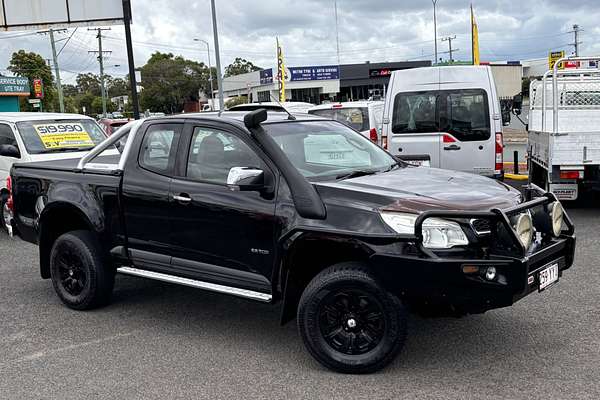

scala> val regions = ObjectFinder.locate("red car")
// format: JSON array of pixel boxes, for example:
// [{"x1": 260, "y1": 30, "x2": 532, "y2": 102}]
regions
[{"x1": 98, "y1": 118, "x2": 130, "y2": 136}]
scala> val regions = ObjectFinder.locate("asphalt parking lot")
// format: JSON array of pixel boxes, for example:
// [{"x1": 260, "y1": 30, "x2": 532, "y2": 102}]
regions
[{"x1": 1, "y1": 206, "x2": 599, "y2": 400}]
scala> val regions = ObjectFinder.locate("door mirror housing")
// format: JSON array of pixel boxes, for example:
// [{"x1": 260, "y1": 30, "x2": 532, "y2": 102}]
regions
[
  {"x1": 0, "y1": 144, "x2": 20, "y2": 158},
  {"x1": 227, "y1": 167, "x2": 265, "y2": 191},
  {"x1": 512, "y1": 94, "x2": 523, "y2": 116}
]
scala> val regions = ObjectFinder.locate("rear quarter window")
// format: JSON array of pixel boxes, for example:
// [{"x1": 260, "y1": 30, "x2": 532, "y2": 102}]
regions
[{"x1": 310, "y1": 108, "x2": 369, "y2": 132}]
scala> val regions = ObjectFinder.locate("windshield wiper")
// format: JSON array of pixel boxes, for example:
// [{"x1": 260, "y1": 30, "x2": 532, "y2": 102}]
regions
[{"x1": 335, "y1": 169, "x2": 379, "y2": 181}]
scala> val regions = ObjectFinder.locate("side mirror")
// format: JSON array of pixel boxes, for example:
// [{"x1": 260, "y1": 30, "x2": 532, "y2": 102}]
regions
[
  {"x1": 0, "y1": 144, "x2": 20, "y2": 158},
  {"x1": 501, "y1": 109, "x2": 512, "y2": 126},
  {"x1": 512, "y1": 94, "x2": 523, "y2": 116},
  {"x1": 227, "y1": 167, "x2": 265, "y2": 191}
]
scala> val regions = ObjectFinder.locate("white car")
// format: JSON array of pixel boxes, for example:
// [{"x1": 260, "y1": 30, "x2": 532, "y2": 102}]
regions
[
  {"x1": 228, "y1": 102, "x2": 315, "y2": 114},
  {"x1": 308, "y1": 101, "x2": 385, "y2": 144},
  {"x1": 0, "y1": 113, "x2": 113, "y2": 232}
]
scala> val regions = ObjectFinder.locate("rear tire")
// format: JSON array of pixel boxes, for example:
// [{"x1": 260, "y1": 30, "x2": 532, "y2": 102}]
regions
[
  {"x1": 297, "y1": 262, "x2": 407, "y2": 374},
  {"x1": 49, "y1": 230, "x2": 115, "y2": 310}
]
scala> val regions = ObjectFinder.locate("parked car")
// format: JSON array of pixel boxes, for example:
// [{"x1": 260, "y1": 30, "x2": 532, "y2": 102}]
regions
[
  {"x1": 98, "y1": 118, "x2": 130, "y2": 136},
  {"x1": 308, "y1": 101, "x2": 384, "y2": 144},
  {"x1": 228, "y1": 101, "x2": 315, "y2": 114},
  {"x1": 0, "y1": 112, "x2": 112, "y2": 234},
  {"x1": 9, "y1": 110, "x2": 575, "y2": 374},
  {"x1": 528, "y1": 56, "x2": 600, "y2": 201},
  {"x1": 381, "y1": 66, "x2": 506, "y2": 178}
]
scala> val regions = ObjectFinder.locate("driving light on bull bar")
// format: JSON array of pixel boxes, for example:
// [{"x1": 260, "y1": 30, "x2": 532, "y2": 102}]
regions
[
  {"x1": 551, "y1": 202, "x2": 564, "y2": 237},
  {"x1": 514, "y1": 213, "x2": 533, "y2": 249},
  {"x1": 485, "y1": 266, "x2": 497, "y2": 281},
  {"x1": 380, "y1": 212, "x2": 469, "y2": 249}
]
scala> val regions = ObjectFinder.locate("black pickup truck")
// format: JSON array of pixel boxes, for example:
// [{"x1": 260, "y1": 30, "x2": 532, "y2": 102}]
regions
[{"x1": 8, "y1": 110, "x2": 575, "y2": 374}]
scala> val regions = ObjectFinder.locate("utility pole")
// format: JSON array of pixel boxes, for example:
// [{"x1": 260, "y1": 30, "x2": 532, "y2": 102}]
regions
[
  {"x1": 432, "y1": 0, "x2": 438, "y2": 65},
  {"x1": 441, "y1": 35, "x2": 458, "y2": 63},
  {"x1": 39, "y1": 29, "x2": 67, "y2": 112},
  {"x1": 334, "y1": 0, "x2": 341, "y2": 65},
  {"x1": 570, "y1": 24, "x2": 583, "y2": 56},
  {"x1": 49, "y1": 29, "x2": 65, "y2": 113},
  {"x1": 88, "y1": 28, "x2": 111, "y2": 118},
  {"x1": 210, "y1": 0, "x2": 225, "y2": 112}
]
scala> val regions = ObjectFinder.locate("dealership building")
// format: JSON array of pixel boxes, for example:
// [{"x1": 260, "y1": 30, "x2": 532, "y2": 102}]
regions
[
  {"x1": 222, "y1": 61, "x2": 431, "y2": 105},
  {"x1": 0, "y1": 77, "x2": 30, "y2": 112}
]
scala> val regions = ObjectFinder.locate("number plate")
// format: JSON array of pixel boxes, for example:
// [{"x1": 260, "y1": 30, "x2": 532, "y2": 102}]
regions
[
  {"x1": 404, "y1": 159, "x2": 431, "y2": 167},
  {"x1": 538, "y1": 262, "x2": 559, "y2": 291}
]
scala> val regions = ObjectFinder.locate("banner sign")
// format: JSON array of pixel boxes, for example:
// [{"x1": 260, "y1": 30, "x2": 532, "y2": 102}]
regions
[
  {"x1": 0, "y1": 76, "x2": 29, "y2": 96},
  {"x1": 33, "y1": 78, "x2": 43, "y2": 99},
  {"x1": 277, "y1": 38, "x2": 286, "y2": 102},
  {"x1": 289, "y1": 66, "x2": 339, "y2": 81}
]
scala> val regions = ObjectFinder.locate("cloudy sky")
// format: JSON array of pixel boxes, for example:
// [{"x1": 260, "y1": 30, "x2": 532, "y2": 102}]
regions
[{"x1": 1, "y1": 0, "x2": 599, "y2": 84}]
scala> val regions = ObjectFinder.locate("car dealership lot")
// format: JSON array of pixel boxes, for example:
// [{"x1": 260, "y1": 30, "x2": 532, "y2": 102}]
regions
[{"x1": 0, "y1": 207, "x2": 599, "y2": 400}]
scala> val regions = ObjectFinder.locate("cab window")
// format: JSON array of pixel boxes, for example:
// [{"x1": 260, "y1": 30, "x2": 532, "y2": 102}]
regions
[
  {"x1": 186, "y1": 127, "x2": 262, "y2": 185},
  {"x1": 139, "y1": 124, "x2": 182, "y2": 175}
]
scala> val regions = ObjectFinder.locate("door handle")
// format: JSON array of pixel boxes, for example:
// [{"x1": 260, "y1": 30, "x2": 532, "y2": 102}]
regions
[
  {"x1": 173, "y1": 194, "x2": 192, "y2": 204},
  {"x1": 444, "y1": 145, "x2": 461, "y2": 151}
]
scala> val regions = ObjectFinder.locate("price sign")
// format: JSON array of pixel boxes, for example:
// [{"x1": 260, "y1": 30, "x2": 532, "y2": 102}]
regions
[{"x1": 33, "y1": 123, "x2": 94, "y2": 149}]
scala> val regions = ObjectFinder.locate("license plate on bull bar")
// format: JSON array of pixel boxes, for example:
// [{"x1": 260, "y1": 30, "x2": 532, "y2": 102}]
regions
[{"x1": 538, "y1": 262, "x2": 559, "y2": 291}]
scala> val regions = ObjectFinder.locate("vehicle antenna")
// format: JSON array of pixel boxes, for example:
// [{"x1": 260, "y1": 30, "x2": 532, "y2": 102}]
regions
[{"x1": 269, "y1": 93, "x2": 297, "y2": 120}]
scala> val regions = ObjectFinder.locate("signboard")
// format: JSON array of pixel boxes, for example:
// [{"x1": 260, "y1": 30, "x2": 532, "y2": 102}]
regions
[
  {"x1": 288, "y1": 66, "x2": 339, "y2": 81},
  {"x1": 549, "y1": 51, "x2": 565, "y2": 70},
  {"x1": 28, "y1": 98, "x2": 41, "y2": 104},
  {"x1": 260, "y1": 69, "x2": 274, "y2": 85},
  {"x1": 1, "y1": 0, "x2": 125, "y2": 31},
  {"x1": 0, "y1": 76, "x2": 29, "y2": 96},
  {"x1": 33, "y1": 78, "x2": 43, "y2": 99}
]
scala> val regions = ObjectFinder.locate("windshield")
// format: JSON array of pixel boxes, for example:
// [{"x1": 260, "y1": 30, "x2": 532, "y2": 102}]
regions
[
  {"x1": 15, "y1": 119, "x2": 107, "y2": 155},
  {"x1": 266, "y1": 121, "x2": 396, "y2": 180},
  {"x1": 309, "y1": 107, "x2": 370, "y2": 131}
]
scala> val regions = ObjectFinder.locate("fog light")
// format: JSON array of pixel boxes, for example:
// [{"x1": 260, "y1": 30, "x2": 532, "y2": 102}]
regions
[
  {"x1": 550, "y1": 202, "x2": 564, "y2": 237},
  {"x1": 462, "y1": 265, "x2": 479, "y2": 274},
  {"x1": 485, "y1": 267, "x2": 497, "y2": 281}
]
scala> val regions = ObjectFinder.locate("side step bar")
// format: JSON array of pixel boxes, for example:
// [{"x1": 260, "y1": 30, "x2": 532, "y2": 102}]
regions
[{"x1": 117, "y1": 266, "x2": 272, "y2": 303}]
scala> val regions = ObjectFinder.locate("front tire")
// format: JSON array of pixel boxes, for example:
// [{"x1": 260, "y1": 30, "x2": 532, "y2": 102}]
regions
[
  {"x1": 297, "y1": 262, "x2": 407, "y2": 374},
  {"x1": 0, "y1": 194, "x2": 10, "y2": 233},
  {"x1": 49, "y1": 230, "x2": 115, "y2": 310}
]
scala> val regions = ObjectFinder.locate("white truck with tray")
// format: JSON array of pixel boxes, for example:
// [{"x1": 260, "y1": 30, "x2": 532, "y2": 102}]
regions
[{"x1": 528, "y1": 56, "x2": 600, "y2": 201}]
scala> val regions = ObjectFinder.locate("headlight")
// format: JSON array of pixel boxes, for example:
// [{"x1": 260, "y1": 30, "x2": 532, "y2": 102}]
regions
[
  {"x1": 514, "y1": 213, "x2": 533, "y2": 249},
  {"x1": 550, "y1": 202, "x2": 564, "y2": 237},
  {"x1": 380, "y1": 212, "x2": 469, "y2": 249}
]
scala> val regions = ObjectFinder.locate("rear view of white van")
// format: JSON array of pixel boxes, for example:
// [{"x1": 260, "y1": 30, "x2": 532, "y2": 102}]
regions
[{"x1": 381, "y1": 66, "x2": 504, "y2": 178}]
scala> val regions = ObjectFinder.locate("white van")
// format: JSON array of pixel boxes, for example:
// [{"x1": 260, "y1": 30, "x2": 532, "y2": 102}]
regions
[
  {"x1": 0, "y1": 113, "x2": 111, "y2": 232},
  {"x1": 381, "y1": 66, "x2": 505, "y2": 178},
  {"x1": 308, "y1": 101, "x2": 385, "y2": 144}
]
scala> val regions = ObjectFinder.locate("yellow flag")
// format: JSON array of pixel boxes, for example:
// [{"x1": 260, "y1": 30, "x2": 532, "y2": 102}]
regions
[
  {"x1": 277, "y1": 38, "x2": 286, "y2": 103},
  {"x1": 471, "y1": 5, "x2": 480, "y2": 65}
]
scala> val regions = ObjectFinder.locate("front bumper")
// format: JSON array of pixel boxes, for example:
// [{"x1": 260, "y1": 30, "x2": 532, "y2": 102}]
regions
[{"x1": 369, "y1": 191, "x2": 576, "y2": 314}]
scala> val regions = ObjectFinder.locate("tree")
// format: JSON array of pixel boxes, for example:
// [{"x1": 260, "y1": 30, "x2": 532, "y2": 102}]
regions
[
  {"x1": 224, "y1": 58, "x2": 262, "y2": 78},
  {"x1": 7, "y1": 50, "x2": 56, "y2": 111},
  {"x1": 107, "y1": 77, "x2": 130, "y2": 98},
  {"x1": 139, "y1": 52, "x2": 212, "y2": 114},
  {"x1": 76, "y1": 73, "x2": 102, "y2": 96}
]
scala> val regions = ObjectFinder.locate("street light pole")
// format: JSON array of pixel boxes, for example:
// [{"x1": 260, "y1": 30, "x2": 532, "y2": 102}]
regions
[
  {"x1": 432, "y1": 0, "x2": 438, "y2": 65},
  {"x1": 195, "y1": 39, "x2": 215, "y2": 109},
  {"x1": 210, "y1": 0, "x2": 225, "y2": 112}
]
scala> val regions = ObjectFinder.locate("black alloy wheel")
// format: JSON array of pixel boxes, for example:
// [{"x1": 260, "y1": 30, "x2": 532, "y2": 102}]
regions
[
  {"x1": 298, "y1": 262, "x2": 407, "y2": 374},
  {"x1": 318, "y1": 289, "x2": 386, "y2": 356},
  {"x1": 50, "y1": 230, "x2": 115, "y2": 310}
]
